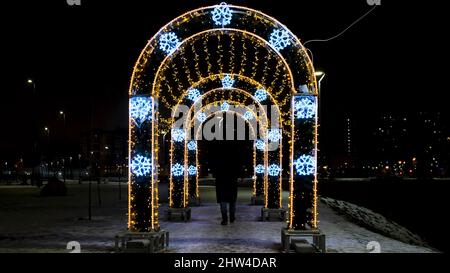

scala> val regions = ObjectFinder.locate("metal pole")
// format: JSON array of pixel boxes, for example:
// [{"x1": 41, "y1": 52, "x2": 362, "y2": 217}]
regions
[
  {"x1": 118, "y1": 167, "x2": 122, "y2": 200},
  {"x1": 88, "y1": 176, "x2": 92, "y2": 220}
]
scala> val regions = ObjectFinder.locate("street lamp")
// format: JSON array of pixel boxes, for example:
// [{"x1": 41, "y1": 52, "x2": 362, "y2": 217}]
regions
[
  {"x1": 314, "y1": 71, "x2": 324, "y2": 76},
  {"x1": 59, "y1": 110, "x2": 67, "y2": 178},
  {"x1": 78, "y1": 154, "x2": 82, "y2": 184},
  {"x1": 43, "y1": 127, "x2": 51, "y2": 165},
  {"x1": 315, "y1": 71, "x2": 326, "y2": 89},
  {"x1": 59, "y1": 110, "x2": 66, "y2": 126},
  {"x1": 315, "y1": 71, "x2": 326, "y2": 120},
  {"x1": 27, "y1": 79, "x2": 36, "y2": 95},
  {"x1": 44, "y1": 127, "x2": 50, "y2": 141}
]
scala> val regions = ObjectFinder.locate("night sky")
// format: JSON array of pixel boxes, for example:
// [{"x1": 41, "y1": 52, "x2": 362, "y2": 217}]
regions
[{"x1": 0, "y1": 0, "x2": 446, "y2": 160}]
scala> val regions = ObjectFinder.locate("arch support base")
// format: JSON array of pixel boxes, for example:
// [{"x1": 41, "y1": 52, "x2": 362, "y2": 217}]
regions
[
  {"x1": 114, "y1": 230, "x2": 169, "y2": 253},
  {"x1": 261, "y1": 207, "x2": 287, "y2": 221},
  {"x1": 188, "y1": 195, "x2": 202, "y2": 206},
  {"x1": 251, "y1": 194, "x2": 264, "y2": 205},
  {"x1": 281, "y1": 228, "x2": 325, "y2": 253},
  {"x1": 165, "y1": 207, "x2": 192, "y2": 222}
]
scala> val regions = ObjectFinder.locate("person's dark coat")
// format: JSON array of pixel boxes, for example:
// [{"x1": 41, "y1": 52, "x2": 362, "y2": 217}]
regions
[
  {"x1": 211, "y1": 141, "x2": 240, "y2": 203},
  {"x1": 215, "y1": 163, "x2": 238, "y2": 203}
]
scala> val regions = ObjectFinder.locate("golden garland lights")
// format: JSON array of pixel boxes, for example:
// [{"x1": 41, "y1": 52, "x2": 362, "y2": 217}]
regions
[{"x1": 128, "y1": 2, "x2": 319, "y2": 232}]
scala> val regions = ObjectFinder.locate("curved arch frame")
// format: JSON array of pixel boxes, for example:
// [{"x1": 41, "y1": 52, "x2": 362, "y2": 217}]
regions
[
  {"x1": 128, "y1": 2, "x2": 319, "y2": 233},
  {"x1": 152, "y1": 28, "x2": 296, "y2": 99},
  {"x1": 169, "y1": 87, "x2": 280, "y2": 209},
  {"x1": 129, "y1": 4, "x2": 317, "y2": 97},
  {"x1": 186, "y1": 101, "x2": 264, "y2": 203}
]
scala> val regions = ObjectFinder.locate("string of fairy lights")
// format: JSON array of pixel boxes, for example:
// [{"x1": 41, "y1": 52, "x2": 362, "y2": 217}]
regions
[
  {"x1": 186, "y1": 102, "x2": 263, "y2": 201},
  {"x1": 171, "y1": 87, "x2": 272, "y2": 208},
  {"x1": 128, "y1": 2, "x2": 319, "y2": 232}
]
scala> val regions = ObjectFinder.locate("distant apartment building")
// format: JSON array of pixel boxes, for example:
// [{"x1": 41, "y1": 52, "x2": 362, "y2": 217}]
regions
[{"x1": 80, "y1": 128, "x2": 127, "y2": 177}]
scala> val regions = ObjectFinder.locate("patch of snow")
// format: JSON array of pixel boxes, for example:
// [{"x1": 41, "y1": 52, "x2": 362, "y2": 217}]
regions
[
  {"x1": 0, "y1": 183, "x2": 436, "y2": 253},
  {"x1": 320, "y1": 197, "x2": 434, "y2": 251}
]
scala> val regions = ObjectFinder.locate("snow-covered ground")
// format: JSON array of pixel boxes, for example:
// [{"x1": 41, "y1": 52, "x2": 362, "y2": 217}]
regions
[{"x1": 0, "y1": 182, "x2": 436, "y2": 253}]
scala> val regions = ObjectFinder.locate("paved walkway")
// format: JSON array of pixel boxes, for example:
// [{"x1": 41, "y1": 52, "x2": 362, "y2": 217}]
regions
[{"x1": 0, "y1": 183, "x2": 435, "y2": 253}]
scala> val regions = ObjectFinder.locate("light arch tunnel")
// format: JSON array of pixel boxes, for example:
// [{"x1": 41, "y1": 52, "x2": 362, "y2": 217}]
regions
[
  {"x1": 128, "y1": 3, "x2": 319, "y2": 232},
  {"x1": 180, "y1": 100, "x2": 267, "y2": 206},
  {"x1": 169, "y1": 84, "x2": 279, "y2": 210}
]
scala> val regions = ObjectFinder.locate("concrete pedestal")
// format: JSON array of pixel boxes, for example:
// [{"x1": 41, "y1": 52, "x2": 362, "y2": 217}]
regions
[
  {"x1": 189, "y1": 196, "x2": 201, "y2": 206},
  {"x1": 251, "y1": 195, "x2": 264, "y2": 205},
  {"x1": 114, "y1": 230, "x2": 169, "y2": 253},
  {"x1": 166, "y1": 207, "x2": 191, "y2": 222},
  {"x1": 261, "y1": 207, "x2": 287, "y2": 221},
  {"x1": 281, "y1": 228, "x2": 326, "y2": 253}
]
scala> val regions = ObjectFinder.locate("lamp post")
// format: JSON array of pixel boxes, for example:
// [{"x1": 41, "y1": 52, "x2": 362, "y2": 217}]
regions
[
  {"x1": 43, "y1": 127, "x2": 51, "y2": 179},
  {"x1": 78, "y1": 154, "x2": 82, "y2": 184},
  {"x1": 314, "y1": 71, "x2": 325, "y2": 120},
  {"x1": 27, "y1": 79, "x2": 36, "y2": 95},
  {"x1": 28, "y1": 79, "x2": 40, "y2": 182},
  {"x1": 59, "y1": 110, "x2": 67, "y2": 181},
  {"x1": 62, "y1": 158, "x2": 66, "y2": 183},
  {"x1": 69, "y1": 156, "x2": 73, "y2": 179},
  {"x1": 315, "y1": 71, "x2": 325, "y2": 175},
  {"x1": 44, "y1": 127, "x2": 50, "y2": 144}
]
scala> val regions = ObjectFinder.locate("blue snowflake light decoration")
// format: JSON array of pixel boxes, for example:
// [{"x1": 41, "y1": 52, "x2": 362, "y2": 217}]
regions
[
  {"x1": 130, "y1": 155, "x2": 152, "y2": 177},
  {"x1": 221, "y1": 75, "x2": 235, "y2": 89},
  {"x1": 187, "y1": 140, "x2": 197, "y2": 151},
  {"x1": 255, "y1": 139, "x2": 265, "y2": 151},
  {"x1": 269, "y1": 28, "x2": 291, "y2": 51},
  {"x1": 159, "y1": 32, "x2": 181, "y2": 55},
  {"x1": 171, "y1": 128, "x2": 185, "y2": 142},
  {"x1": 130, "y1": 97, "x2": 152, "y2": 126},
  {"x1": 295, "y1": 97, "x2": 316, "y2": 119},
  {"x1": 197, "y1": 112, "x2": 207, "y2": 123},
  {"x1": 171, "y1": 163, "x2": 184, "y2": 176},
  {"x1": 187, "y1": 165, "x2": 197, "y2": 176},
  {"x1": 221, "y1": 101, "x2": 230, "y2": 111},
  {"x1": 211, "y1": 2, "x2": 232, "y2": 26},
  {"x1": 254, "y1": 89, "x2": 268, "y2": 102},
  {"x1": 187, "y1": 88, "x2": 201, "y2": 102},
  {"x1": 268, "y1": 164, "x2": 281, "y2": 176},
  {"x1": 255, "y1": 164, "x2": 265, "y2": 174},
  {"x1": 267, "y1": 129, "x2": 282, "y2": 142},
  {"x1": 294, "y1": 155, "x2": 316, "y2": 176},
  {"x1": 243, "y1": 111, "x2": 254, "y2": 121}
]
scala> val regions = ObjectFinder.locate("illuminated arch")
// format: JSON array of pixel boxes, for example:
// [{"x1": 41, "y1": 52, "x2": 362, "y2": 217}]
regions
[
  {"x1": 152, "y1": 29, "x2": 296, "y2": 97},
  {"x1": 170, "y1": 87, "x2": 280, "y2": 209},
  {"x1": 173, "y1": 73, "x2": 282, "y2": 115},
  {"x1": 186, "y1": 101, "x2": 266, "y2": 201},
  {"x1": 129, "y1": 4, "x2": 317, "y2": 97},
  {"x1": 128, "y1": 3, "x2": 319, "y2": 241}
]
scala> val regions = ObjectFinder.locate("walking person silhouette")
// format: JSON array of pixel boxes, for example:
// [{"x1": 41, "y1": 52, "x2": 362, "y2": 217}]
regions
[{"x1": 211, "y1": 141, "x2": 240, "y2": 225}]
